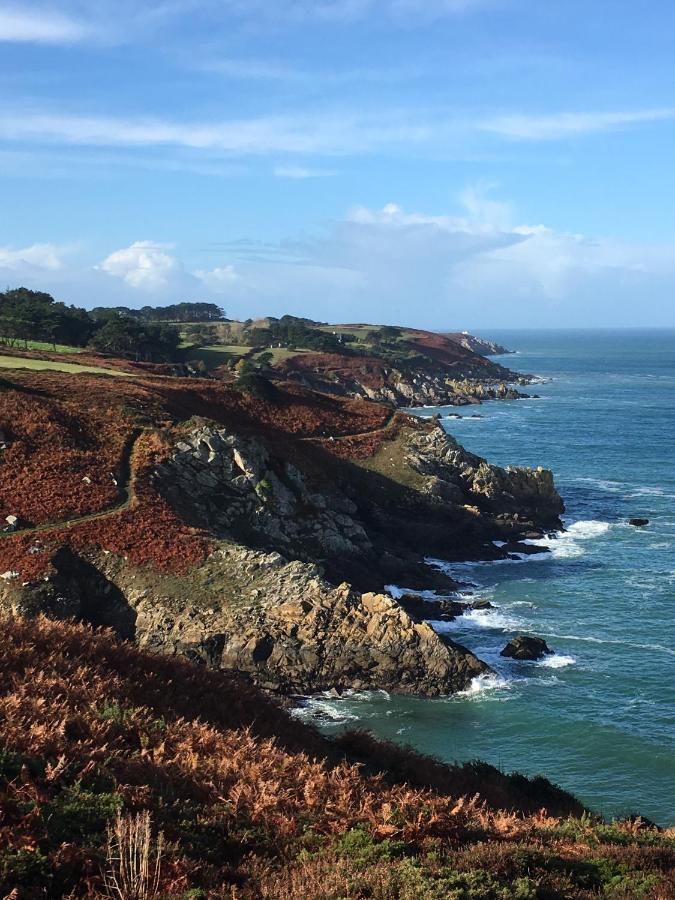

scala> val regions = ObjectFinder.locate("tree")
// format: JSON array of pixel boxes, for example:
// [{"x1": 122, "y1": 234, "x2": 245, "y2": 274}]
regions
[{"x1": 89, "y1": 318, "x2": 180, "y2": 361}]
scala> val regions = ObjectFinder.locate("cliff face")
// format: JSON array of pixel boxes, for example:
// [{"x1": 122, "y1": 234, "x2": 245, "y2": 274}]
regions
[
  {"x1": 151, "y1": 421, "x2": 563, "y2": 584},
  {"x1": 442, "y1": 332, "x2": 512, "y2": 356},
  {"x1": 0, "y1": 542, "x2": 488, "y2": 696},
  {"x1": 0, "y1": 370, "x2": 563, "y2": 699}
]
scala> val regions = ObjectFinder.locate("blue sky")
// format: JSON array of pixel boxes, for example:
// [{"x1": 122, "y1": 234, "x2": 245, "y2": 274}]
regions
[{"x1": 2, "y1": 0, "x2": 675, "y2": 328}]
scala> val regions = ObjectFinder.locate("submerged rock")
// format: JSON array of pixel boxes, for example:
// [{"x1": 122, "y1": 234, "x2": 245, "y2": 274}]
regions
[{"x1": 500, "y1": 635, "x2": 552, "y2": 661}]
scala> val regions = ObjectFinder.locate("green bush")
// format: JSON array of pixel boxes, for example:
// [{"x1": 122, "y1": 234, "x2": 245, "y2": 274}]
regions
[{"x1": 44, "y1": 783, "x2": 123, "y2": 844}]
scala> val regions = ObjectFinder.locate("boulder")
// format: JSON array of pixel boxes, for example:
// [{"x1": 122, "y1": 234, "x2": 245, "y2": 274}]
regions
[
  {"x1": 500, "y1": 634, "x2": 552, "y2": 661},
  {"x1": 628, "y1": 518, "x2": 649, "y2": 527}
]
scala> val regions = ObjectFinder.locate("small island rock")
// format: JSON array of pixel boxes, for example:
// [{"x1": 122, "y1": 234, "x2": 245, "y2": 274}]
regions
[
  {"x1": 628, "y1": 518, "x2": 649, "y2": 527},
  {"x1": 500, "y1": 634, "x2": 552, "y2": 661}
]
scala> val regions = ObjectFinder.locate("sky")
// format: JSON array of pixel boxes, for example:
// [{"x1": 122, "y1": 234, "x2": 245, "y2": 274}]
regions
[{"x1": 1, "y1": 0, "x2": 675, "y2": 328}]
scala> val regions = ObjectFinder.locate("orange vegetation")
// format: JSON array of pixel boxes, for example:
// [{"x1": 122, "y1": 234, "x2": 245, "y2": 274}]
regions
[
  {"x1": 0, "y1": 616, "x2": 672, "y2": 898},
  {"x1": 0, "y1": 371, "x2": 393, "y2": 579}
]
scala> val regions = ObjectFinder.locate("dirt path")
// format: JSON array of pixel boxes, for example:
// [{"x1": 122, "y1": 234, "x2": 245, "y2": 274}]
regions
[
  {"x1": 1, "y1": 428, "x2": 143, "y2": 542},
  {"x1": 298, "y1": 409, "x2": 398, "y2": 443},
  {"x1": 1, "y1": 409, "x2": 399, "y2": 544}
]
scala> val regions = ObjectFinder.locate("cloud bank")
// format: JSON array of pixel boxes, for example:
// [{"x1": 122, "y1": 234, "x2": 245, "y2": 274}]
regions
[{"x1": 4, "y1": 192, "x2": 675, "y2": 328}]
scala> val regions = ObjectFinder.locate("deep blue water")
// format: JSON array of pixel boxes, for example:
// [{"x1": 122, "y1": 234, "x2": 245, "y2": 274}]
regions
[{"x1": 300, "y1": 329, "x2": 675, "y2": 825}]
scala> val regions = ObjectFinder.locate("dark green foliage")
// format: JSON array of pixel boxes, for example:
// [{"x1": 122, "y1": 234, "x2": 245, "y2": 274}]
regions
[
  {"x1": 0, "y1": 849, "x2": 53, "y2": 891},
  {"x1": 236, "y1": 371, "x2": 278, "y2": 401},
  {"x1": 88, "y1": 316, "x2": 180, "y2": 361},
  {"x1": 245, "y1": 316, "x2": 355, "y2": 352},
  {"x1": 44, "y1": 783, "x2": 123, "y2": 844},
  {"x1": 91, "y1": 302, "x2": 225, "y2": 323},
  {"x1": 0, "y1": 287, "x2": 96, "y2": 349}
]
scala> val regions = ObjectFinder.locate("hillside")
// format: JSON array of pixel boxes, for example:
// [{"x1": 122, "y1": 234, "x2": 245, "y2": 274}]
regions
[
  {"x1": 1, "y1": 614, "x2": 673, "y2": 899},
  {"x1": 0, "y1": 366, "x2": 561, "y2": 698},
  {"x1": 179, "y1": 318, "x2": 529, "y2": 407}
]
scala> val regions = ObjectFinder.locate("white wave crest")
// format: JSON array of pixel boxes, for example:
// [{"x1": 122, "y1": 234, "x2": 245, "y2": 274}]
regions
[
  {"x1": 525, "y1": 520, "x2": 611, "y2": 559},
  {"x1": 456, "y1": 672, "x2": 512, "y2": 698},
  {"x1": 291, "y1": 699, "x2": 360, "y2": 724},
  {"x1": 536, "y1": 654, "x2": 576, "y2": 669}
]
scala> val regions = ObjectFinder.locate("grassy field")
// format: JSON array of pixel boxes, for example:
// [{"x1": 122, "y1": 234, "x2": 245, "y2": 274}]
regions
[
  {"x1": 253, "y1": 347, "x2": 311, "y2": 363},
  {"x1": 0, "y1": 338, "x2": 82, "y2": 354},
  {"x1": 0, "y1": 355, "x2": 131, "y2": 376}
]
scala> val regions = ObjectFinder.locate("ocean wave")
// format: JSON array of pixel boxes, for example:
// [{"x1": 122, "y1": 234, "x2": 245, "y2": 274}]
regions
[
  {"x1": 543, "y1": 632, "x2": 675, "y2": 658},
  {"x1": 628, "y1": 486, "x2": 675, "y2": 500},
  {"x1": 525, "y1": 519, "x2": 611, "y2": 559},
  {"x1": 291, "y1": 700, "x2": 360, "y2": 725},
  {"x1": 572, "y1": 477, "x2": 626, "y2": 493},
  {"x1": 536, "y1": 654, "x2": 576, "y2": 669},
  {"x1": 432, "y1": 605, "x2": 528, "y2": 634},
  {"x1": 456, "y1": 672, "x2": 512, "y2": 698}
]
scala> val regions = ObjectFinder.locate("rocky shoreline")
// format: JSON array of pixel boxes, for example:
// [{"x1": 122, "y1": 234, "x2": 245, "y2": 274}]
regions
[{"x1": 0, "y1": 403, "x2": 563, "y2": 699}]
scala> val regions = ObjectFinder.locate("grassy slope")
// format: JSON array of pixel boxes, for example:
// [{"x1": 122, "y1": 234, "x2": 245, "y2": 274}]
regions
[
  {"x1": 0, "y1": 338, "x2": 82, "y2": 354},
  {"x1": 0, "y1": 354, "x2": 131, "y2": 376},
  {"x1": 1, "y1": 615, "x2": 672, "y2": 899}
]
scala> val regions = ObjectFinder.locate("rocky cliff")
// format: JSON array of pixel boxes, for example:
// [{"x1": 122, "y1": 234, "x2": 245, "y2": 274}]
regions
[
  {"x1": 443, "y1": 332, "x2": 513, "y2": 356},
  {"x1": 0, "y1": 370, "x2": 563, "y2": 699},
  {"x1": 0, "y1": 542, "x2": 488, "y2": 695}
]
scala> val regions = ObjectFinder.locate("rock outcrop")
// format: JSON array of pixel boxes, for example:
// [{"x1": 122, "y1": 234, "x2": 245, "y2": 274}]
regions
[
  {"x1": 0, "y1": 412, "x2": 563, "y2": 699},
  {"x1": 500, "y1": 635, "x2": 552, "y2": 661},
  {"x1": 404, "y1": 426, "x2": 564, "y2": 529},
  {"x1": 0, "y1": 544, "x2": 488, "y2": 696}
]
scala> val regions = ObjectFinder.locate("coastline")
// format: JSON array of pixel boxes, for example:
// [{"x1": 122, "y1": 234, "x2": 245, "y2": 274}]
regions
[{"x1": 297, "y1": 330, "x2": 675, "y2": 826}]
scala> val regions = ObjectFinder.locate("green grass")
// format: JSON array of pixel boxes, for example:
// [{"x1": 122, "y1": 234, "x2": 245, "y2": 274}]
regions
[
  {"x1": 253, "y1": 347, "x2": 312, "y2": 363},
  {"x1": 0, "y1": 355, "x2": 131, "y2": 376},
  {"x1": 0, "y1": 338, "x2": 82, "y2": 354}
]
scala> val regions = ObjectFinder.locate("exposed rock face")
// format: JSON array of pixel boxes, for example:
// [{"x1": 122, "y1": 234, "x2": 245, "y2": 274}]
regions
[
  {"x1": 500, "y1": 635, "x2": 552, "y2": 661},
  {"x1": 404, "y1": 426, "x2": 564, "y2": 529},
  {"x1": 360, "y1": 374, "x2": 527, "y2": 409},
  {"x1": 0, "y1": 544, "x2": 488, "y2": 696},
  {"x1": 442, "y1": 332, "x2": 513, "y2": 357},
  {"x1": 0, "y1": 417, "x2": 562, "y2": 699},
  {"x1": 154, "y1": 425, "x2": 372, "y2": 563},
  {"x1": 276, "y1": 352, "x2": 529, "y2": 408}
]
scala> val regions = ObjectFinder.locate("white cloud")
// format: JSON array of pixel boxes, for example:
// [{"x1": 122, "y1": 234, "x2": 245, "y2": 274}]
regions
[
  {"x1": 0, "y1": 242, "x2": 65, "y2": 270},
  {"x1": 99, "y1": 241, "x2": 181, "y2": 291},
  {"x1": 7, "y1": 195, "x2": 675, "y2": 327},
  {"x1": 480, "y1": 108, "x2": 675, "y2": 140},
  {"x1": 274, "y1": 165, "x2": 336, "y2": 178},
  {"x1": 195, "y1": 264, "x2": 239, "y2": 293},
  {"x1": 2, "y1": 104, "x2": 672, "y2": 167},
  {"x1": 0, "y1": 6, "x2": 89, "y2": 44},
  {"x1": 0, "y1": 110, "x2": 432, "y2": 156}
]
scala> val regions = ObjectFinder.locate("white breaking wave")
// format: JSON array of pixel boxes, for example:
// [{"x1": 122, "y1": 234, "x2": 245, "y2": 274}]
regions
[
  {"x1": 525, "y1": 519, "x2": 611, "y2": 559},
  {"x1": 291, "y1": 700, "x2": 360, "y2": 725},
  {"x1": 456, "y1": 672, "x2": 512, "y2": 698},
  {"x1": 536, "y1": 654, "x2": 576, "y2": 669}
]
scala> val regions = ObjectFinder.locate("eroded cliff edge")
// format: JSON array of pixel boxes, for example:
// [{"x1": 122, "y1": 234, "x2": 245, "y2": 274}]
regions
[{"x1": 0, "y1": 373, "x2": 563, "y2": 697}]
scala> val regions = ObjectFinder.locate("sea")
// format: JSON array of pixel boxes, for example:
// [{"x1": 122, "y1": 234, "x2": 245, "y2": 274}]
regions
[{"x1": 297, "y1": 329, "x2": 675, "y2": 826}]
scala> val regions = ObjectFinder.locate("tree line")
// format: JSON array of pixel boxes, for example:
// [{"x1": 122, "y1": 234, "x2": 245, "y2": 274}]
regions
[{"x1": 0, "y1": 288, "x2": 225, "y2": 362}]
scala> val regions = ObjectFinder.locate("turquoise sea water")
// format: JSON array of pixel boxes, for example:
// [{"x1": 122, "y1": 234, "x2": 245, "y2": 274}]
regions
[{"x1": 302, "y1": 329, "x2": 675, "y2": 825}]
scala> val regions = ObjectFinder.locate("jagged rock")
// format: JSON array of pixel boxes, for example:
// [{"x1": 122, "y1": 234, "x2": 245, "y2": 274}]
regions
[
  {"x1": 0, "y1": 544, "x2": 490, "y2": 697},
  {"x1": 500, "y1": 635, "x2": 552, "y2": 661},
  {"x1": 398, "y1": 593, "x2": 468, "y2": 622}
]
